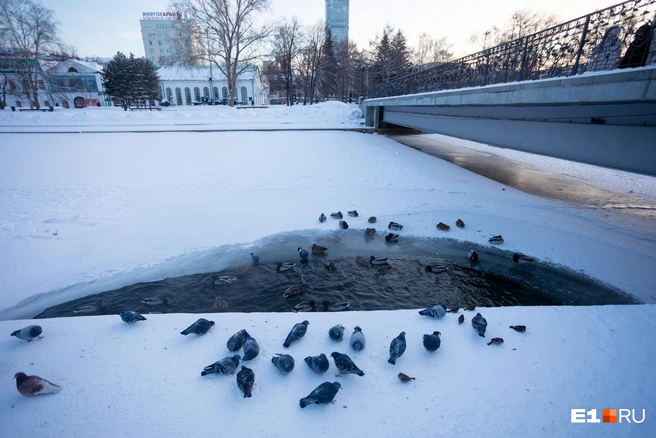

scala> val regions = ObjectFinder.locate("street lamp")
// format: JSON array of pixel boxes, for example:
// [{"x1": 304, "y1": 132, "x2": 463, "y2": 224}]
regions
[{"x1": 206, "y1": 29, "x2": 213, "y2": 101}]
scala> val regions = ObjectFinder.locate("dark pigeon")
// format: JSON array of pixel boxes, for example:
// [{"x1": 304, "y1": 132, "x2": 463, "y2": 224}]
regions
[
  {"x1": 299, "y1": 382, "x2": 341, "y2": 408},
  {"x1": 227, "y1": 330, "x2": 246, "y2": 351},
  {"x1": 242, "y1": 331, "x2": 260, "y2": 361},
  {"x1": 304, "y1": 353, "x2": 330, "y2": 374},
  {"x1": 236, "y1": 366, "x2": 255, "y2": 398},
  {"x1": 329, "y1": 324, "x2": 345, "y2": 341},
  {"x1": 180, "y1": 318, "x2": 215, "y2": 335},
  {"x1": 283, "y1": 320, "x2": 309, "y2": 348},
  {"x1": 271, "y1": 353, "x2": 295, "y2": 373},
  {"x1": 120, "y1": 310, "x2": 146, "y2": 324},
  {"x1": 423, "y1": 331, "x2": 441, "y2": 352},
  {"x1": 201, "y1": 354, "x2": 241, "y2": 376},
  {"x1": 14, "y1": 372, "x2": 61, "y2": 396},
  {"x1": 388, "y1": 331, "x2": 406, "y2": 365},
  {"x1": 331, "y1": 352, "x2": 365, "y2": 377},
  {"x1": 11, "y1": 325, "x2": 43, "y2": 342},
  {"x1": 472, "y1": 313, "x2": 488, "y2": 338},
  {"x1": 298, "y1": 247, "x2": 309, "y2": 261}
]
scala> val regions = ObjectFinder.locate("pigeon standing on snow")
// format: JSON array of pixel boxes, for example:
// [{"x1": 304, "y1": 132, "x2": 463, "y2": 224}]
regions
[
  {"x1": 388, "y1": 331, "x2": 407, "y2": 365},
  {"x1": 458, "y1": 314, "x2": 465, "y2": 324},
  {"x1": 227, "y1": 330, "x2": 246, "y2": 351},
  {"x1": 298, "y1": 247, "x2": 309, "y2": 261},
  {"x1": 304, "y1": 353, "x2": 330, "y2": 374},
  {"x1": 299, "y1": 382, "x2": 341, "y2": 408},
  {"x1": 331, "y1": 352, "x2": 365, "y2": 376},
  {"x1": 201, "y1": 354, "x2": 241, "y2": 376},
  {"x1": 242, "y1": 331, "x2": 260, "y2": 361},
  {"x1": 329, "y1": 324, "x2": 345, "y2": 341},
  {"x1": 250, "y1": 252, "x2": 260, "y2": 264},
  {"x1": 472, "y1": 313, "x2": 488, "y2": 338},
  {"x1": 419, "y1": 305, "x2": 447, "y2": 318},
  {"x1": 272, "y1": 354, "x2": 295, "y2": 373},
  {"x1": 236, "y1": 366, "x2": 255, "y2": 398},
  {"x1": 120, "y1": 310, "x2": 146, "y2": 324},
  {"x1": 11, "y1": 325, "x2": 43, "y2": 342},
  {"x1": 423, "y1": 331, "x2": 442, "y2": 352},
  {"x1": 283, "y1": 320, "x2": 309, "y2": 348},
  {"x1": 14, "y1": 372, "x2": 61, "y2": 397},
  {"x1": 180, "y1": 318, "x2": 215, "y2": 335},
  {"x1": 349, "y1": 326, "x2": 366, "y2": 351}
]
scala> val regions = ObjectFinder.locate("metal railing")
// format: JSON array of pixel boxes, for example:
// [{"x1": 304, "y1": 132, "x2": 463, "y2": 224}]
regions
[{"x1": 365, "y1": 0, "x2": 656, "y2": 99}]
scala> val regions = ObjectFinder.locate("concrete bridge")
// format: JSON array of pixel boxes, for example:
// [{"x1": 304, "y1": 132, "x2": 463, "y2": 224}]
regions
[{"x1": 361, "y1": 67, "x2": 656, "y2": 176}]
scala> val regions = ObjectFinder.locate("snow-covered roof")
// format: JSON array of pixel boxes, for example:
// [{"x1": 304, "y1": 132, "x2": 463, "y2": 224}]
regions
[
  {"x1": 46, "y1": 59, "x2": 103, "y2": 74},
  {"x1": 157, "y1": 65, "x2": 257, "y2": 81}
]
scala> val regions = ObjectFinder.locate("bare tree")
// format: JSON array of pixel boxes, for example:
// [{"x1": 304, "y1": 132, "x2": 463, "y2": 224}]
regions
[
  {"x1": 469, "y1": 9, "x2": 560, "y2": 52},
  {"x1": 413, "y1": 33, "x2": 453, "y2": 67},
  {"x1": 170, "y1": 0, "x2": 273, "y2": 106},
  {"x1": 0, "y1": 0, "x2": 61, "y2": 109},
  {"x1": 297, "y1": 21, "x2": 325, "y2": 104},
  {"x1": 271, "y1": 17, "x2": 303, "y2": 106}
]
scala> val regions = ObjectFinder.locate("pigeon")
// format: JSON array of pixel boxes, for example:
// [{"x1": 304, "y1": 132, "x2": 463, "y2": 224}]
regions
[
  {"x1": 364, "y1": 228, "x2": 376, "y2": 237},
  {"x1": 14, "y1": 372, "x2": 61, "y2": 396},
  {"x1": 425, "y1": 264, "x2": 449, "y2": 273},
  {"x1": 236, "y1": 366, "x2": 255, "y2": 398},
  {"x1": 304, "y1": 353, "x2": 330, "y2": 374},
  {"x1": 141, "y1": 296, "x2": 169, "y2": 305},
  {"x1": 11, "y1": 325, "x2": 43, "y2": 342},
  {"x1": 368, "y1": 216, "x2": 377, "y2": 223},
  {"x1": 250, "y1": 252, "x2": 260, "y2": 264},
  {"x1": 419, "y1": 305, "x2": 447, "y2": 318},
  {"x1": 447, "y1": 307, "x2": 459, "y2": 313},
  {"x1": 298, "y1": 247, "x2": 309, "y2": 261},
  {"x1": 468, "y1": 250, "x2": 479, "y2": 262},
  {"x1": 283, "y1": 284, "x2": 306, "y2": 299},
  {"x1": 329, "y1": 324, "x2": 345, "y2": 341},
  {"x1": 319, "y1": 213, "x2": 327, "y2": 223},
  {"x1": 423, "y1": 331, "x2": 441, "y2": 352},
  {"x1": 283, "y1": 320, "x2": 309, "y2": 348},
  {"x1": 472, "y1": 313, "x2": 488, "y2": 337},
  {"x1": 349, "y1": 326, "x2": 366, "y2": 351},
  {"x1": 227, "y1": 330, "x2": 246, "y2": 351},
  {"x1": 277, "y1": 262, "x2": 296, "y2": 272},
  {"x1": 369, "y1": 256, "x2": 389, "y2": 265},
  {"x1": 385, "y1": 233, "x2": 399, "y2": 242},
  {"x1": 120, "y1": 310, "x2": 146, "y2": 324},
  {"x1": 436, "y1": 222, "x2": 450, "y2": 231},
  {"x1": 201, "y1": 354, "x2": 241, "y2": 376},
  {"x1": 242, "y1": 331, "x2": 260, "y2": 361},
  {"x1": 375, "y1": 265, "x2": 391, "y2": 276},
  {"x1": 330, "y1": 211, "x2": 343, "y2": 219},
  {"x1": 271, "y1": 354, "x2": 295, "y2": 373},
  {"x1": 398, "y1": 373, "x2": 416, "y2": 383},
  {"x1": 347, "y1": 210, "x2": 359, "y2": 217},
  {"x1": 456, "y1": 219, "x2": 465, "y2": 228},
  {"x1": 331, "y1": 352, "x2": 365, "y2": 376},
  {"x1": 510, "y1": 325, "x2": 527, "y2": 333},
  {"x1": 388, "y1": 331, "x2": 407, "y2": 365},
  {"x1": 388, "y1": 221, "x2": 403, "y2": 230},
  {"x1": 339, "y1": 220, "x2": 349, "y2": 229},
  {"x1": 311, "y1": 243, "x2": 328, "y2": 255},
  {"x1": 299, "y1": 382, "x2": 341, "y2": 408},
  {"x1": 458, "y1": 314, "x2": 465, "y2": 324},
  {"x1": 323, "y1": 301, "x2": 350, "y2": 312},
  {"x1": 488, "y1": 235, "x2": 504, "y2": 244},
  {"x1": 487, "y1": 337, "x2": 504, "y2": 346},
  {"x1": 180, "y1": 318, "x2": 215, "y2": 335},
  {"x1": 293, "y1": 300, "x2": 317, "y2": 312},
  {"x1": 512, "y1": 253, "x2": 535, "y2": 265},
  {"x1": 322, "y1": 260, "x2": 336, "y2": 271}
]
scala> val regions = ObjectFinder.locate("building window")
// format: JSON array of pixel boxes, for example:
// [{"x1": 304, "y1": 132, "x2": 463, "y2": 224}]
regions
[
  {"x1": 166, "y1": 87, "x2": 172, "y2": 102},
  {"x1": 213, "y1": 87, "x2": 219, "y2": 99},
  {"x1": 194, "y1": 87, "x2": 200, "y2": 101},
  {"x1": 175, "y1": 88, "x2": 182, "y2": 105},
  {"x1": 9, "y1": 80, "x2": 16, "y2": 90},
  {"x1": 241, "y1": 86, "x2": 247, "y2": 104},
  {"x1": 68, "y1": 67, "x2": 78, "y2": 73},
  {"x1": 203, "y1": 87, "x2": 209, "y2": 97},
  {"x1": 222, "y1": 87, "x2": 228, "y2": 99},
  {"x1": 184, "y1": 87, "x2": 191, "y2": 105},
  {"x1": 15, "y1": 100, "x2": 22, "y2": 108},
  {"x1": 149, "y1": 41, "x2": 153, "y2": 45},
  {"x1": 38, "y1": 80, "x2": 45, "y2": 89}
]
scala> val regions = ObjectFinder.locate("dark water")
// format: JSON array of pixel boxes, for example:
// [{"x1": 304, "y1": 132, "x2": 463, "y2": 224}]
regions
[{"x1": 34, "y1": 232, "x2": 639, "y2": 319}]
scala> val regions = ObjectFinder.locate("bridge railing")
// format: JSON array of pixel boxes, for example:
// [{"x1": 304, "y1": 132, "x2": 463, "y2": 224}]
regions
[{"x1": 365, "y1": 0, "x2": 656, "y2": 99}]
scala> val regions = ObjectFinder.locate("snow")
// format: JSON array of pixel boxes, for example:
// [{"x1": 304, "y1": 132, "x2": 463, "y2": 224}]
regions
[{"x1": 0, "y1": 101, "x2": 654, "y2": 436}]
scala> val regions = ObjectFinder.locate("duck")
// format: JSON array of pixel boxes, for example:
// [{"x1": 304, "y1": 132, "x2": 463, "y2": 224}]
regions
[
  {"x1": 512, "y1": 253, "x2": 535, "y2": 265},
  {"x1": 458, "y1": 314, "x2": 465, "y2": 324},
  {"x1": 456, "y1": 219, "x2": 465, "y2": 228},
  {"x1": 319, "y1": 213, "x2": 327, "y2": 223},
  {"x1": 385, "y1": 233, "x2": 399, "y2": 242},
  {"x1": 425, "y1": 263, "x2": 449, "y2": 273},
  {"x1": 141, "y1": 296, "x2": 169, "y2": 306},
  {"x1": 347, "y1": 210, "x2": 359, "y2": 217},
  {"x1": 375, "y1": 265, "x2": 391, "y2": 276},
  {"x1": 235, "y1": 265, "x2": 250, "y2": 276},
  {"x1": 293, "y1": 300, "x2": 317, "y2": 312},
  {"x1": 369, "y1": 255, "x2": 389, "y2": 265},
  {"x1": 468, "y1": 249, "x2": 479, "y2": 262},
  {"x1": 311, "y1": 243, "x2": 328, "y2": 255},
  {"x1": 73, "y1": 301, "x2": 105, "y2": 314},
  {"x1": 488, "y1": 235, "x2": 504, "y2": 244},
  {"x1": 213, "y1": 275, "x2": 237, "y2": 284},
  {"x1": 213, "y1": 296, "x2": 228, "y2": 311},
  {"x1": 368, "y1": 216, "x2": 377, "y2": 223},
  {"x1": 510, "y1": 325, "x2": 527, "y2": 333},
  {"x1": 339, "y1": 220, "x2": 349, "y2": 229},
  {"x1": 330, "y1": 211, "x2": 343, "y2": 219},
  {"x1": 283, "y1": 284, "x2": 306, "y2": 299},
  {"x1": 447, "y1": 306, "x2": 459, "y2": 313},
  {"x1": 388, "y1": 221, "x2": 403, "y2": 230},
  {"x1": 364, "y1": 228, "x2": 376, "y2": 237},
  {"x1": 356, "y1": 256, "x2": 370, "y2": 266},
  {"x1": 277, "y1": 262, "x2": 296, "y2": 272},
  {"x1": 322, "y1": 260, "x2": 336, "y2": 271},
  {"x1": 436, "y1": 222, "x2": 450, "y2": 231},
  {"x1": 322, "y1": 300, "x2": 351, "y2": 312}
]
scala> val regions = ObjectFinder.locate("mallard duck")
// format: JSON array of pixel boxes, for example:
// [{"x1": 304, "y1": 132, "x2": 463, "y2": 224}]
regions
[
  {"x1": 213, "y1": 296, "x2": 228, "y2": 311},
  {"x1": 330, "y1": 211, "x2": 343, "y2": 219},
  {"x1": 364, "y1": 228, "x2": 376, "y2": 237},
  {"x1": 465, "y1": 304, "x2": 476, "y2": 311},
  {"x1": 375, "y1": 265, "x2": 391, "y2": 276},
  {"x1": 368, "y1": 216, "x2": 377, "y2": 223},
  {"x1": 487, "y1": 337, "x2": 504, "y2": 346},
  {"x1": 311, "y1": 243, "x2": 328, "y2": 255},
  {"x1": 319, "y1": 213, "x2": 327, "y2": 223},
  {"x1": 385, "y1": 233, "x2": 399, "y2": 242},
  {"x1": 235, "y1": 265, "x2": 250, "y2": 276},
  {"x1": 213, "y1": 275, "x2": 237, "y2": 284},
  {"x1": 436, "y1": 222, "x2": 450, "y2": 231},
  {"x1": 388, "y1": 221, "x2": 403, "y2": 230},
  {"x1": 322, "y1": 300, "x2": 350, "y2": 312},
  {"x1": 510, "y1": 325, "x2": 526, "y2": 333},
  {"x1": 283, "y1": 284, "x2": 306, "y2": 299},
  {"x1": 369, "y1": 255, "x2": 389, "y2": 265},
  {"x1": 458, "y1": 314, "x2": 465, "y2": 324},
  {"x1": 468, "y1": 249, "x2": 479, "y2": 262},
  {"x1": 73, "y1": 301, "x2": 104, "y2": 314},
  {"x1": 322, "y1": 260, "x2": 336, "y2": 271},
  {"x1": 456, "y1": 219, "x2": 465, "y2": 228},
  {"x1": 512, "y1": 253, "x2": 535, "y2": 265},
  {"x1": 339, "y1": 220, "x2": 349, "y2": 229},
  {"x1": 488, "y1": 235, "x2": 504, "y2": 244},
  {"x1": 356, "y1": 256, "x2": 370, "y2": 266},
  {"x1": 347, "y1": 210, "x2": 359, "y2": 217},
  {"x1": 141, "y1": 296, "x2": 169, "y2": 306},
  {"x1": 293, "y1": 300, "x2": 317, "y2": 312},
  {"x1": 447, "y1": 306, "x2": 459, "y2": 313},
  {"x1": 425, "y1": 264, "x2": 449, "y2": 273},
  {"x1": 277, "y1": 262, "x2": 296, "y2": 272}
]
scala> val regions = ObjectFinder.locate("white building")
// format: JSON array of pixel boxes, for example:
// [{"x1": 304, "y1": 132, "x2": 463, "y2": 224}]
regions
[
  {"x1": 158, "y1": 65, "x2": 266, "y2": 105},
  {"x1": 46, "y1": 59, "x2": 109, "y2": 108}
]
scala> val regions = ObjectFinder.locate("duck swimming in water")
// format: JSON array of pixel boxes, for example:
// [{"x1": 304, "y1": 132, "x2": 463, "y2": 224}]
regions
[
  {"x1": 356, "y1": 256, "x2": 370, "y2": 266},
  {"x1": 283, "y1": 284, "x2": 306, "y2": 299},
  {"x1": 322, "y1": 260, "x2": 336, "y2": 271},
  {"x1": 369, "y1": 256, "x2": 389, "y2": 265},
  {"x1": 468, "y1": 249, "x2": 479, "y2": 262},
  {"x1": 73, "y1": 301, "x2": 105, "y2": 314},
  {"x1": 311, "y1": 243, "x2": 328, "y2": 255},
  {"x1": 293, "y1": 300, "x2": 317, "y2": 312},
  {"x1": 322, "y1": 300, "x2": 350, "y2": 312},
  {"x1": 512, "y1": 253, "x2": 535, "y2": 265},
  {"x1": 141, "y1": 296, "x2": 169, "y2": 306},
  {"x1": 277, "y1": 262, "x2": 296, "y2": 272},
  {"x1": 425, "y1": 263, "x2": 449, "y2": 273}
]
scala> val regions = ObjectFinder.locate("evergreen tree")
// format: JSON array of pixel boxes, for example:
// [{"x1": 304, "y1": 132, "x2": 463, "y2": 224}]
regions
[{"x1": 102, "y1": 52, "x2": 161, "y2": 108}]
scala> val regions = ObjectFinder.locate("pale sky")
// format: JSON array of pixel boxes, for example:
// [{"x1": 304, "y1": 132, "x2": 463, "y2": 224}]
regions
[{"x1": 44, "y1": 0, "x2": 619, "y2": 58}]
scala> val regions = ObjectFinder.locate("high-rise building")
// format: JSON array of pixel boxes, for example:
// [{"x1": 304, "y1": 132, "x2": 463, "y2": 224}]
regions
[
  {"x1": 140, "y1": 12, "x2": 182, "y2": 65},
  {"x1": 325, "y1": 0, "x2": 349, "y2": 44}
]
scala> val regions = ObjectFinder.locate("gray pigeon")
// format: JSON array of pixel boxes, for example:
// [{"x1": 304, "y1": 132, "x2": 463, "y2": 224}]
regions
[
  {"x1": 349, "y1": 326, "x2": 366, "y2": 351},
  {"x1": 201, "y1": 354, "x2": 241, "y2": 376},
  {"x1": 120, "y1": 310, "x2": 146, "y2": 324},
  {"x1": 418, "y1": 305, "x2": 447, "y2": 318},
  {"x1": 298, "y1": 247, "x2": 309, "y2": 261},
  {"x1": 180, "y1": 318, "x2": 215, "y2": 335},
  {"x1": 14, "y1": 372, "x2": 61, "y2": 396},
  {"x1": 271, "y1": 353, "x2": 295, "y2": 373},
  {"x1": 331, "y1": 352, "x2": 365, "y2": 376},
  {"x1": 329, "y1": 324, "x2": 345, "y2": 341},
  {"x1": 388, "y1": 331, "x2": 407, "y2": 365},
  {"x1": 472, "y1": 313, "x2": 488, "y2": 337},
  {"x1": 423, "y1": 331, "x2": 441, "y2": 352},
  {"x1": 304, "y1": 353, "x2": 330, "y2": 374},
  {"x1": 227, "y1": 330, "x2": 246, "y2": 351},
  {"x1": 242, "y1": 331, "x2": 260, "y2": 361},
  {"x1": 11, "y1": 325, "x2": 43, "y2": 342},
  {"x1": 250, "y1": 252, "x2": 260, "y2": 263},
  {"x1": 236, "y1": 366, "x2": 255, "y2": 398},
  {"x1": 299, "y1": 382, "x2": 341, "y2": 408},
  {"x1": 283, "y1": 320, "x2": 309, "y2": 348}
]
